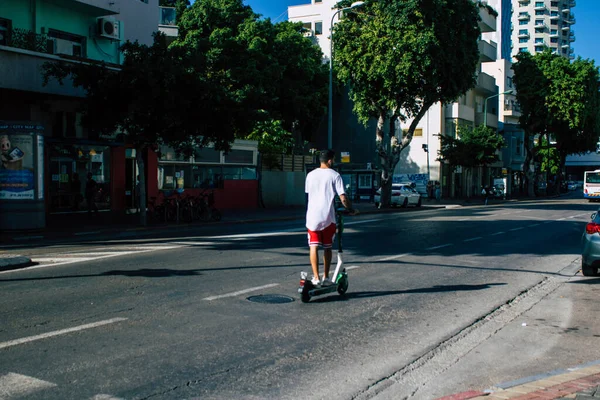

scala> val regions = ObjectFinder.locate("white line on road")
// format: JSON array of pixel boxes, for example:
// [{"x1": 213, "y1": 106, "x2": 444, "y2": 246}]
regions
[
  {"x1": 490, "y1": 231, "x2": 505, "y2": 236},
  {"x1": 528, "y1": 224, "x2": 541, "y2": 227},
  {"x1": 345, "y1": 265, "x2": 361, "y2": 270},
  {"x1": 0, "y1": 373, "x2": 56, "y2": 398},
  {"x1": 425, "y1": 244, "x2": 453, "y2": 251},
  {"x1": 379, "y1": 253, "x2": 410, "y2": 261},
  {"x1": 0, "y1": 318, "x2": 128, "y2": 350},
  {"x1": 203, "y1": 283, "x2": 279, "y2": 301},
  {"x1": 463, "y1": 237, "x2": 482, "y2": 242},
  {"x1": 509, "y1": 227, "x2": 524, "y2": 231}
]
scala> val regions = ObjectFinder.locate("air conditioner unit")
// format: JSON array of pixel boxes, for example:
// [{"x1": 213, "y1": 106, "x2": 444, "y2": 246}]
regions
[
  {"x1": 98, "y1": 17, "x2": 120, "y2": 40},
  {"x1": 303, "y1": 31, "x2": 314, "y2": 37}
]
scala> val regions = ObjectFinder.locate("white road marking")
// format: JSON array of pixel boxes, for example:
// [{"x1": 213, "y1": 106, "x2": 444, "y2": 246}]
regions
[
  {"x1": 458, "y1": 218, "x2": 470, "y2": 221},
  {"x1": 379, "y1": 253, "x2": 410, "y2": 261},
  {"x1": 0, "y1": 373, "x2": 56, "y2": 398},
  {"x1": 345, "y1": 265, "x2": 361, "y2": 270},
  {"x1": 203, "y1": 283, "x2": 279, "y2": 301},
  {"x1": 490, "y1": 231, "x2": 505, "y2": 236},
  {"x1": 509, "y1": 227, "x2": 524, "y2": 231},
  {"x1": 528, "y1": 224, "x2": 541, "y2": 227},
  {"x1": 0, "y1": 318, "x2": 128, "y2": 350},
  {"x1": 425, "y1": 244, "x2": 453, "y2": 250},
  {"x1": 464, "y1": 237, "x2": 482, "y2": 242},
  {"x1": 90, "y1": 395, "x2": 126, "y2": 400},
  {"x1": 557, "y1": 217, "x2": 566, "y2": 221}
]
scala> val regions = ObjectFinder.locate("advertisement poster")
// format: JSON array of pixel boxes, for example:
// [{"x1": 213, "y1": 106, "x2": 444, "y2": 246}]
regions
[{"x1": 0, "y1": 123, "x2": 41, "y2": 200}]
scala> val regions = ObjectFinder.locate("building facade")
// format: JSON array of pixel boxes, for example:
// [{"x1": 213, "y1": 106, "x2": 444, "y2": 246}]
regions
[
  {"x1": 0, "y1": 0, "x2": 258, "y2": 230},
  {"x1": 511, "y1": 0, "x2": 576, "y2": 60}
]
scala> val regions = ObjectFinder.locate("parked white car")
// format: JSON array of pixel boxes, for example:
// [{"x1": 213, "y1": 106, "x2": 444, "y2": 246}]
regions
[{"x1": 374, "y1": 183, "x2": 422, "y2": 208}]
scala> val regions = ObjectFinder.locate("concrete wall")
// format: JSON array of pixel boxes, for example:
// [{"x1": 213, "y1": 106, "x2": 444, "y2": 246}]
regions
[{"x1": 261, "y1": 171, "x2": 306, "y2": 207}]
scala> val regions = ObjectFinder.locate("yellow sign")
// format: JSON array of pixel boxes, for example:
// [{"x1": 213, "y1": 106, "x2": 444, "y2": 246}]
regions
[
  {"x1": 502, "y1": 168, "x2": 508, "y2": 175},
  {"x1": 341, "y1": 152, "x2": 350, "y2": 163}
]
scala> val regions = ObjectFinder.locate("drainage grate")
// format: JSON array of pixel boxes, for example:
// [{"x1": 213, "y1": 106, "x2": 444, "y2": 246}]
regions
[{"x1": 247, "y1": 294, "x2": 295, "y2": 304}]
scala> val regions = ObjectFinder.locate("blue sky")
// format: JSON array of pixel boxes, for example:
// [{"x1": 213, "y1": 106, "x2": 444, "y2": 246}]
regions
[{"x1": 241, "y1": 0, "x2": 599, "y2": 65}]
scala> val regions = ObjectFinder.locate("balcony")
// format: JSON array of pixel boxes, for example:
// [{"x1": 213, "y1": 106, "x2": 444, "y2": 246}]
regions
[
  {"x1": 550, "y1": 31, "x2": 559, "y2": 37},
  {"x1": 504, "y1": 101, "x2": 522, "y2": 118},
  {"x1": 158, "y1": 7, "x2": 179, "y2": 40},
  {"x1": 562, "y1": 24, "x2": 570, "y2": 31},
  {"x1": 518, "y1": 0, "x2": 530, "y2": 4},
  {"x1": 569, "y1": 0, "x2": 576, "y2": 7},
  {"x1": 550, "y1": 13, "x2": 559, "y2": 20},
  {"x1": 44, "y1": 0, "x2": 119, "y2": 16},
  {"x1": 476, "y1": 72, "x2": 497, "y2": 96},
  {"x1": 565, "y1": 15, "x2": 576, "y2": 24},
  {"x1": 518, "y1": 32, "x2": 530, "y2": 39},
  {"x1": 518, "y1": 14, "x2": 531, "y2": 21},
  {"x1": 478, "y1": 39, "x2": 497, "y2": 62},
  {"x1": 445, "y1": 103, "x2": 475, "y2": 123},
  {"x1": 534, "y1": 4, "x2": 546, "y2": 11},
  {"x1": 535, "y1": 23, "x2": 547, "y2": 32},
  {"x1": 478, "y1": 6, "x2": 496, "y2": 33},
  {"x1": 2, "y1": 28, "x2": 51, "y2": 54}
]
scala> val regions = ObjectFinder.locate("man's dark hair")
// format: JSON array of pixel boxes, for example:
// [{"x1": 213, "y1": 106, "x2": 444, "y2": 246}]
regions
[{"x1": 319, "y1": 149, "x2": 335, "y2": 164}]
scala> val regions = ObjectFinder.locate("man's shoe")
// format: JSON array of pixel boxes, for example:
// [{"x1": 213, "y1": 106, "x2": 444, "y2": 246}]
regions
[
  {"x1": 311, "y1": 276, "x2": 321, "y2": 287},
  {"x1": 321, "y1": 277, "x2": 334, "y2": 287}
]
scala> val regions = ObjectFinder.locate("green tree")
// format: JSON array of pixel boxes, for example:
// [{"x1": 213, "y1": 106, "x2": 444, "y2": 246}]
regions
[
  {"x1": 42, "y1": 33, "x2": 210, "y2": 226},
  {"x1": 174, "y1": 0, "x2": 327, "y2": 150},
  {"x1": 333, "y1": 0, "x2": 482, "y2": 207},
  {"x1": 437, "y1": 125, "x2": 505, "y2": 196},
  {"x1": 513, "y1": 50, "x2": 600, "y2": 195}
]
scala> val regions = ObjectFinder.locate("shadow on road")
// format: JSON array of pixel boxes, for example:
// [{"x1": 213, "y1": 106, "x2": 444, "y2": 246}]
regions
[{"x1": 310, "y1": 282, "x2": 507, "y2": 303}]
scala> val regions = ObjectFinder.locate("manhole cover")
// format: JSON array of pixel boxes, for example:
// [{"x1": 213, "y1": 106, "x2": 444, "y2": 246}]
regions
[{"x1": 247, "y1": 294, "x2": 295, "y2": 304}]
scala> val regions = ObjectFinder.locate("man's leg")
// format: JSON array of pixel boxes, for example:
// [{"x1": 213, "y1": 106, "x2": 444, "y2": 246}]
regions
[{"x1": 310, "y1": 245, "x2": 320, "y2": 281}]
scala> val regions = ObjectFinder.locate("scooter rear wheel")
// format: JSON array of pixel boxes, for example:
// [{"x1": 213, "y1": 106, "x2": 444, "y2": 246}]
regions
[{"x1": 301, "y1": 283, "x2": 312, "y2": 303}]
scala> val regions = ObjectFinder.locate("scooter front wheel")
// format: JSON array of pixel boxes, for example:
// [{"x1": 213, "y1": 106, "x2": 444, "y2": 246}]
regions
[{"x1": 337, "y1": 275, "x2": 349, "y2": 295}]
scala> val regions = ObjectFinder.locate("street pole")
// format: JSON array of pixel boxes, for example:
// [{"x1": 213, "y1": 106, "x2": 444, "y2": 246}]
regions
[
  {"x1": 483, "y1": 89, "x2": 513, "y2": 127},
  {"x1": 328, "y1": 1, "x2": 365, "y2": 150}
]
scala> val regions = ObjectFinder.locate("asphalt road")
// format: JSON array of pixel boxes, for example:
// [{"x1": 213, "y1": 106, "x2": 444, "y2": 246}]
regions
[{"x1": 1, "y1": 193, "x2": 599, "y2": 400}]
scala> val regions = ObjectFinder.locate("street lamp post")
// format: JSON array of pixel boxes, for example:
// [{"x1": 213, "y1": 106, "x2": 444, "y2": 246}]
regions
[
  {"x1": 483, "y1": 89, "x2": 513, "y2": 127},
  {"x1": 328, "y1": 1, "x2": 365, "y2": 150}
]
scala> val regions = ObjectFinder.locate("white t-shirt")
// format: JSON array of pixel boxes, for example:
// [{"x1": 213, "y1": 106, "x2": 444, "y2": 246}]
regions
[{"x1": 305, "y1": 167, "x2": 346, "y2": 231}]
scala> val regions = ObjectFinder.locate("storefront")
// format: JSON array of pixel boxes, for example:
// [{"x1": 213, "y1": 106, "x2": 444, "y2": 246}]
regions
[
  {"x1": 153, "y1": 140, "x2": 260, "y2": 209},
  {"x1": 47, "y1": 142, "x2": 113, "y2": 213}
]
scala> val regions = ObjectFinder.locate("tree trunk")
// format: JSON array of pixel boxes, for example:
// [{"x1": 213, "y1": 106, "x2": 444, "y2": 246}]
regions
[
  {"x1": 523, "y1": 143, "x2": 535, "y2": 197},
  {"x1": 136, "y1": 147, "x2": 147, "y2": 226},
  {"x1": 376, "y1": 113, "x2": 392, "y2": 207}
]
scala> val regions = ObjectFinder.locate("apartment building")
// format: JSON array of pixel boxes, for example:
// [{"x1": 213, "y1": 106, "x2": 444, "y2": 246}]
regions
[{"x1": 512, "y1": 0, "x2": 575, "y2": 60}]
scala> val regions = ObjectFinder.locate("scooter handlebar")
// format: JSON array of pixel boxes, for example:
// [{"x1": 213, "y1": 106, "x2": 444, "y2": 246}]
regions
[{"x1": 336, "y1": 207, "x2": 359, "y2": 216}]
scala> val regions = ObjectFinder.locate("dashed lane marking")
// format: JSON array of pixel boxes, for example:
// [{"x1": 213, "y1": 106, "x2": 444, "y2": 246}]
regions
[
  {"x1": 425, "y1": 244, "x2": 453, "y2": 251},
  {"x1": 0, "y1": 318, "x2": 128, "y2": 350},
  {"x1": 464, "y1": 237, "x2": 482, "y2": 242},
  {"x1": 379, "y1": 253, "x2": 410, "y2": 262},
  {"x1": 203, "y1": 283, "x2": 279, "y2": 301}
]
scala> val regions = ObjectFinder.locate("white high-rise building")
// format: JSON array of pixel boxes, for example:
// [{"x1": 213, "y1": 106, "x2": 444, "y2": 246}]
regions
[{"x1": 512, "y1": 0, "x2": 576, "y2": 60}]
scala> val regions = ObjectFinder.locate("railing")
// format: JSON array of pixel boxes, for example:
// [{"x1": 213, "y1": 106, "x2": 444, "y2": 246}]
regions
[{"x1": 5, "y1": 28, "x2": 50, "y2": 54}]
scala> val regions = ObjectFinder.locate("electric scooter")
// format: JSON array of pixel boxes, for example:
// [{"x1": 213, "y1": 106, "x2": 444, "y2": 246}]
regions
[{"x1": 298, "y1": 207, "x2": 356, "y2": 303}]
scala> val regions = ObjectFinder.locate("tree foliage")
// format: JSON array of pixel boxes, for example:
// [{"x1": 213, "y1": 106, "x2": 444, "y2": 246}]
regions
[
  {"x1": 174, "y1": 0, "x2": 328, "y2": 149},
  {"x1": 333, "y1": 0, "x2": 482, "y2": 206},
  {"x1": 512, "y1": 50, "x2": 600, "y2": 195},
  {"x1": 437, "y1": 125, "x2": 505, "y2": 170}
]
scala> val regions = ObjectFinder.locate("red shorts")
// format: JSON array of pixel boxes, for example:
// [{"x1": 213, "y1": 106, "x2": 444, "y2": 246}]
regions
[{"x1": 307, "y1": 223, "x2": 337, "y2": 248}]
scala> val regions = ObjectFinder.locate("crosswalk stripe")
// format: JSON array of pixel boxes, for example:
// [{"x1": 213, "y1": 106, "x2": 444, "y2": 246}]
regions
[{"x1": 0, "y1": 373, "x2": 56, "y2": 398}]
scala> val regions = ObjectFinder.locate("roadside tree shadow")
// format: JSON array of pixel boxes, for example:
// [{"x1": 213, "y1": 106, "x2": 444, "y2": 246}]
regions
[
  {"x1": 0, "y1": 268, "x2": 202, "y2": 282},
  {"x1": 310, "y1": 282, "x2": 507, "y2": 303}
]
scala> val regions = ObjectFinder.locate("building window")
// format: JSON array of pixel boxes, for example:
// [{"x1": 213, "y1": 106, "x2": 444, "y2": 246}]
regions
[
  {"x1": 535, "y1": 10, "x2": 545, "y2": 15},
  {"x1": 519, "y1": 20, "x2": 528, "y2": 25},
  {"x1": 224, "y1": 149, "x2": 254, "y2": 164},
  {"x1": 535, "y1": 38, "x2": 544, "y2": 43},
  {"x1": 535, "y1": 46, "x2": 545, "y2": 52},
  {"x1": 314, "y1": 21, "x2": 323, "y2": 35},
  {"x1": 535, "y1": 1, "x2": 544, "y2": 6},
  {"x1": 0, "y1": 18, "x2": 11, "y2": 46},
  {"x1": 551, "y1": 37, "x2": 558, "y2": 43},
  {"x1": 315, "y1": 0, "x2": 322, "y2": 2},
  {"x1": 519, "y1": 38, "x2": 528, "y2": 43},
  {"x1": 535, "y1": 20, "x2": 544, "y2": 25},
  {"x1": 519, "y1": 29, "x2": 528, "y2": 34},
  {"x1": 358, "y1": 174, "x2": 372, "y2": 189},
  {"x1": 519, "y1": 47, "x2": 529, "y2": 53},
  {"x1": 550, "y1": 19, "x2": 558, "y2": 25},
  {"x1": 47, "y1": 29, "x2": 86, "y2": 58}
]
